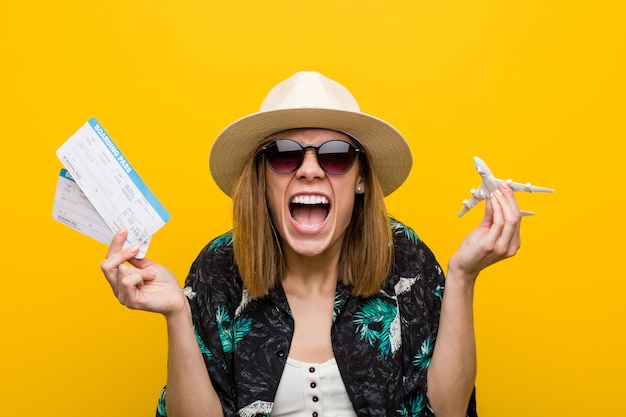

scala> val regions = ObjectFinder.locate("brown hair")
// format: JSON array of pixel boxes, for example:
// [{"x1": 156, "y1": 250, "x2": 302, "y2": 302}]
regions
[{"x1": 231, "y1": 136, "x2": 393, "y2": 299}]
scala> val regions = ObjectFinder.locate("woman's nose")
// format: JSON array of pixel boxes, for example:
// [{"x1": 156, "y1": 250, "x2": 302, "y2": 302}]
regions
[{"x1": 296, "y1": 149, "x2": 325, "y2": 179}]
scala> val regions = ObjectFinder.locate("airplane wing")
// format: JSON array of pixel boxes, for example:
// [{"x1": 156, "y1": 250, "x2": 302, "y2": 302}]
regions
[
  {"x1": 458, "y1": 194, "x2": 484, "y2": 217},
  {"x1": 504, "y1": 179, "x2": 555, "y2": 194},
  {"x1": 461, "y1": 195, "x2": 538, "y2": 217}
]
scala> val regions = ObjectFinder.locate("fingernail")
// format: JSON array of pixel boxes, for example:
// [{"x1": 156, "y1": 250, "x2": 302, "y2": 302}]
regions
[
  {"x1": 494, "y1": 189, "x2": 503, "y2": 197},
  {"x1": 116, "y1": 227, "x2": 126, "y2": 236},
  {"x1": 128, "y1": 244, "x2": 139, "y2": 253}
]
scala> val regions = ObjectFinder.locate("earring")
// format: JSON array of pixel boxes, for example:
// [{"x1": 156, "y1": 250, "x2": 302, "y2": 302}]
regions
[{"x1": 356, "y1": 185, "x2": 363, "y2": 193}]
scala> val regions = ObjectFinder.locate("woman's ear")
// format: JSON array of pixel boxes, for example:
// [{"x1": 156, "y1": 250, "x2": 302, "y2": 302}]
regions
[{"x1": 355, "y1": 176, "x2": 365, "y2": 194}]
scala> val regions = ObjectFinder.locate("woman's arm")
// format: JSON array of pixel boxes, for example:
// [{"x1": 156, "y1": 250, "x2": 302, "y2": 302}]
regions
[
  {"x1": 100, "y1": 228, "x2": 224, "y2": 417},
  {"x1": 427, "y1": 183, "x2": 521, "y2": 417},
  {"x1": 163, "y1": 304, "x2": 224, "y2": 417}
]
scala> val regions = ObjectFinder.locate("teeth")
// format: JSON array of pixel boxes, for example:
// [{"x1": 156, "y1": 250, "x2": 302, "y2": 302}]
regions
[{"x1": 291, "y1": 195, "x2": 329, "y2": 205}]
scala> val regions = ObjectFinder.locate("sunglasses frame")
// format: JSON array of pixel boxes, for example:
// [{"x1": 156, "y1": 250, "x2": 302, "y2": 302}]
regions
[{"x1": 261, "y1": 138, "x2": 362, "y2": 175}]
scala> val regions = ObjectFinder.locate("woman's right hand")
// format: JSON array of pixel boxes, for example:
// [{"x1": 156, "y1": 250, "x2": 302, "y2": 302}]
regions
[{"x1": 100, "y1": 227, "x2": 187, "y2": 318}]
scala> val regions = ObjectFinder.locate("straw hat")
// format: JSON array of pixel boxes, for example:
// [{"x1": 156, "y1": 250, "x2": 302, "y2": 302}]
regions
[{"x1": 209, "y1": 71, "x2": 412, "y2": 197}]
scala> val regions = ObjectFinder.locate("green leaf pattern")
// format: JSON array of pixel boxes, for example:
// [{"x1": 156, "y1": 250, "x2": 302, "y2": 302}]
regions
[
  {"x1": 194, "y1": 326, "x2": 212, "y2": 358},
  {"x1": 332, "y1": 291, "x2": 342, "y2": 323},
  {"x1": 157, "y1": 387, "x2": 167, "y2": 416},
  {"x1": 412, "y1": 337, "x2": 435, "y2": 371},
  {"x1": 398, "y1": 392, "x2": 426, "y2": 416},
  {"x1": 354, "y1": 298, "x2": 401, "y2": 359},
  {"x1": 215, "y1": 306, "x2": 252, "y2": 354},
  {"x1": 209, "y1": 230, "x2": 233, "y2": 250},
  {"x1": 391, "y1": 219, "x2": 421, "y2": 244}
]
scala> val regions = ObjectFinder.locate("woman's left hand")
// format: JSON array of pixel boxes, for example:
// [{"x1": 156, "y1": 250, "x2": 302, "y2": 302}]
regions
[{"x1": 448, "y1": 182, "x2": 522, "y2": 282}]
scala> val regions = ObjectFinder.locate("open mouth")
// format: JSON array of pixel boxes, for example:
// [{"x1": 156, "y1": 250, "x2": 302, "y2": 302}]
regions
[{"x1": 289, "y1": 195, "x2": 330, "y2": 228}]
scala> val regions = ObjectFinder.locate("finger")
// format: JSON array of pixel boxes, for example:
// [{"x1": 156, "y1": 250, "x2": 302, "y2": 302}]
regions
[
  {"x1": 128, "y1": 256, "x2": 155, "y2": 270},
  {"x1": 497, "y1": 183, "x2": 521, "y2": 219},
  {"x1": 498, "y1": 183, "x2": 522, "y2": 233},
  {"x1": 108, "y1": 263, "x2": 134, "y2": 297},
  {"x1": 116, "y1": 264, "x2": 158, "y2": 306},
  {"x1": 106, "y1": 227, "x2": 128, "y2": 258},
  {"x1": 118, "y1": 263, "x2": 155, "y2": 281},
  {"x1": 117, "y1": 269, "x2": 145, "y2": 308},
  {"x1": 486, "y1": 189, "x2": 506, "y2": 240},
  {"x1": 101, "y1": 243, "x2": 140, "y2": 277},
  {"x1": 101, "y1": 227, "x2": 137, "y2": 276},
  {"x1": 479, "y1": 197, "x2": 495, "y2": 229},
  {"x1": 491, "y1": 187, "x2": 522, "y2": 256},
  {"x1": 100, "y1": 245, "x2": 142, "y2": 297}
]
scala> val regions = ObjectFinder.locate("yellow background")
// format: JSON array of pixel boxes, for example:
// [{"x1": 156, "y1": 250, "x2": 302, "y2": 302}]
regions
[{"x1": 1, "y1": 0, "x2": 624, "y2": 415}]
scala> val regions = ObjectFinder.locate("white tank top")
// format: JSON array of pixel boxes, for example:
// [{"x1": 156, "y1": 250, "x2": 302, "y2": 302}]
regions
[{"x1": 272, "y1": 357, "x2": 357, "y2": 417}]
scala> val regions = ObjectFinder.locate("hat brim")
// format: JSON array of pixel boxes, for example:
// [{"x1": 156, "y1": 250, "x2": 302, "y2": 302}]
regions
[{"x1": 209, "y1": 108, "x2": 412, "y2": 197}]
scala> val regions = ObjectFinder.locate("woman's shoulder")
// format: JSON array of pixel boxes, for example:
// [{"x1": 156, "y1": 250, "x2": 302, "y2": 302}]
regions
[
  {"x1": 205, "y1": 230, "x2": 235, "y2": 252},
  {"x1": 388, "y1": 218, "x2": 441, "y2": 279},
  {"x1": 389, "y1": 218, "x2": 422, "y2": 246},
  {"x1": 193, "y1": 230, "x2": 235, "y2": 263},
  {"x1": 186, "y1": 230, "x2": 242, "y2": 295},
  {"x1": 389, "y1": 218, "x2": 433, "y2": 258}
]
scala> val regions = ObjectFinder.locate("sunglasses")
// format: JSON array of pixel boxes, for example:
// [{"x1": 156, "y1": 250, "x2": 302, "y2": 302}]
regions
[{"x1": 262, "y1": 139, "x2": 362, "y2": 175}]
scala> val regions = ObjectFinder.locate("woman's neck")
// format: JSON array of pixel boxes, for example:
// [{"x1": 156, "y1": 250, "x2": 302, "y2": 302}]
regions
[{"x1": 281, "y1": 245, "x2": 342, "y2": 295}]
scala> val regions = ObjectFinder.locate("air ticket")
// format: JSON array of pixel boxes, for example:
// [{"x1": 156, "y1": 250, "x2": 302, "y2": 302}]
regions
[
  {"x1": 55, "y1": 118, "x2": 170, "y2": 258},
  {"x1": 53, "y1": 168, "x2": 116, "y2": 246}
]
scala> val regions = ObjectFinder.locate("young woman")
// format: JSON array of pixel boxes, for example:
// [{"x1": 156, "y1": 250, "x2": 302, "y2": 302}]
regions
[{"x1": 101, "y1": 71, "x2": 522, "y2": 417}]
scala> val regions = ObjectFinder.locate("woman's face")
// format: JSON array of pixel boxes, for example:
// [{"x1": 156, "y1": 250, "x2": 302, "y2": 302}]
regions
[{"x1": 264, "y1": 128, "x2": 365, "y2": 260}]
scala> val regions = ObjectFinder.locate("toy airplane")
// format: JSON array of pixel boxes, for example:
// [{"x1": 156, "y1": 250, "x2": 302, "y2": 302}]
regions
[{"x1": 459, "y1": 156, "x2": 554, "y2": 217}]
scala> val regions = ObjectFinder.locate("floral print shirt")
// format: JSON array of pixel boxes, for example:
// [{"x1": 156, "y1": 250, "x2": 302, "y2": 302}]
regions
[{"x1": 156, "y1": 219, "x2": 477, "y2": 417}]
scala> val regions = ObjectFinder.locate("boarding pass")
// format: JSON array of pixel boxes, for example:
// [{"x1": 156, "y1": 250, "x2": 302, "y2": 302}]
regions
[{"x1": 54, "y1": 118, "x2": 170, "y2": 258}]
